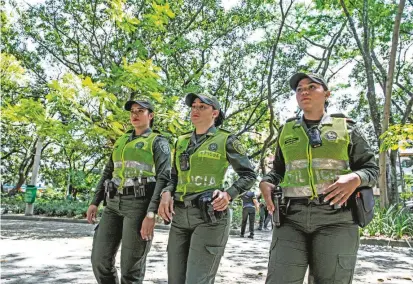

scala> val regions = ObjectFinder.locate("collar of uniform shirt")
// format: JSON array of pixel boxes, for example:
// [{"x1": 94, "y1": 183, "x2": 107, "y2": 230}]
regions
[
  {"x1": 190, "y1": 126, "x2": 217, "y2": 147},
  {"x1": 129, "y1": 127, "x2": 152, "y2": 141}
]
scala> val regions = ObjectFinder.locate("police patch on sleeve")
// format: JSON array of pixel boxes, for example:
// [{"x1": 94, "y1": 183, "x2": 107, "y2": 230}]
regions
[
  {"x1": 159, "y1": 141, "x2": 170, "y2": 155},
  {"x1": 232, "y1": 139, "x2": 246, "y2": 155}
]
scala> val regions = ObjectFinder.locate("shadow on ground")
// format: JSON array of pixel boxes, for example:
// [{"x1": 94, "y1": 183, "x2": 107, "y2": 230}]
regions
[{"x1": 1, "y1": 220, "x2": 94, "y2": 240}]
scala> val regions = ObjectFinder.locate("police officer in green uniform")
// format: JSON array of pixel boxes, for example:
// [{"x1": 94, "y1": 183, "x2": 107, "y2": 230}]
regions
[
  {"x1": 260, "y1": 73, "x2": 379, "y2": 284},
  {"x1": 158, "y1": 93, "x2": 256, "y2": 284},
  {"x1": 86, "y1": 100, "x2": 171, "y2": 284}
]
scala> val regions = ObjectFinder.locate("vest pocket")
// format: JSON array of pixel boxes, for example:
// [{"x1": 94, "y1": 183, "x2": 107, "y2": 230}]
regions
[{"x1": 334, "y1": 254, "x2": 357, "y2": 283}]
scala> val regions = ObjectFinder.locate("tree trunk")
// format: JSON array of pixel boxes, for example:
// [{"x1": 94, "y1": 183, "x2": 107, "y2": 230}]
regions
[
  {"x1": 389, "y1": 150, "x2": 399, "y2": 204},
  {"x1": 378, "y1": 0, "x2": 406, "y2": 207}
]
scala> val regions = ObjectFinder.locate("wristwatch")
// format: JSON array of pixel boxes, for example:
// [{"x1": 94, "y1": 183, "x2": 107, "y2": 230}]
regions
[{"x1": 146, "y1": 212, "x2": 155, "y2": 219}]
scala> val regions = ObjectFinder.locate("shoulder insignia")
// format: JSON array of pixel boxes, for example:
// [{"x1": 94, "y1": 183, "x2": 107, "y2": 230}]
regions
[
  {"x1": 232, "y1": 139, "x2": 247, "y2": 156},
  {"x1": 158, "y1": 139, "x2": 171, "y2": 155}
]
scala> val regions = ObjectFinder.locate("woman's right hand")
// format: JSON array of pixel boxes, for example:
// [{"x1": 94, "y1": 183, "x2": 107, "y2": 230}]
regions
[
  {"x1": 259, "y1": 181, "x2": 275, "y2": 214},
  {"x1": 86, "y1": 205, "x2": 98, "y2": 224},
  {"x1": 158, "y1": 191, "x2": 174, "y2": 222}
]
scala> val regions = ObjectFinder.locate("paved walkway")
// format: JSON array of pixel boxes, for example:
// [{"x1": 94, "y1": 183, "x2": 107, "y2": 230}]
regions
[{"x1": 1, "y1": 219, "x2": 412, "y2": 283}]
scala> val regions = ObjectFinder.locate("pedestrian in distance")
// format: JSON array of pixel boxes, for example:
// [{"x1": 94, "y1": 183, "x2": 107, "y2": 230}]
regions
[
  {"x1": 260, "y1": 72, "x2": 379, "y2": 284},
  {"x1": 158, "y1": 93, "x2": 257, "y2": 284},
  {"x1": 257, "y1": 192, "x2": 272, "y2": 231},
  {"x1": 239, "y1": 190, "x2": 260, "y2": 238},
  {"x1": 86, "y1": 99, "x2": 171, "y2": 284}
]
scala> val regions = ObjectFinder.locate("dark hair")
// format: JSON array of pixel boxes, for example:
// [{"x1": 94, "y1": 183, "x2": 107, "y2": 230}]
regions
[
  {"x1": 149, "y1": 110, "x2": 154, "y2": 128},
  {"x1": 324, "y1": 100, "x2": 329, "y2": 111},
  {"x1": 214, "y1": 110, "x2": 225, "y2": 127}
]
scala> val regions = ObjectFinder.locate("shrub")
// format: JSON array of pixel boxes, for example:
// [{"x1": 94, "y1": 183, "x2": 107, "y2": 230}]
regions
[{"x1": 362, "y1": 204, "x2": 413, "y2": 239}]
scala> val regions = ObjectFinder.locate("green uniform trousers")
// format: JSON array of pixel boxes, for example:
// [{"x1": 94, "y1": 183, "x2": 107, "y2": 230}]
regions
[
  {"x1": 167, "y1": 205, "x2": 230, "y2": 284},
  {"x1": 266, "y1": 202, "x2": 359, "y2": 284},
  {"x1": 91, "y1": 195, "x2": 151, "y2": 284}
]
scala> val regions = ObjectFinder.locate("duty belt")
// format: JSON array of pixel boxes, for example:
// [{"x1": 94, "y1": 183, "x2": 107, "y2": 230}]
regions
[
  {"x1": 287, "y1": 194, "x2": 343, "y2": 209},
  {"x1": 118, "y1": 186, "x2": 147, "y2": 198},
  {"x1": 174, "y1": 199, "x2": 198, "y2": 208},
  {"x1": 288, "y1": 194, "x2": 330, "y2": 205}
]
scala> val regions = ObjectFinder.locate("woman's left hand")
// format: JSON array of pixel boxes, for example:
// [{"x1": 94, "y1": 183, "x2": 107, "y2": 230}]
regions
[
  {"x1": 323, "y1": 173, "x2": 361, "y2": 206},
  {"x1": 211, "y1": 190, "x2": 231, "y2": 211},
  {"x1": 140, "y1": 216, "x2": 155, "y2": 241}
]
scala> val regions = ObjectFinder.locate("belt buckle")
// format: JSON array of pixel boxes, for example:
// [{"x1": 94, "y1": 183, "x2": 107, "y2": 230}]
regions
[
  {"x1": 183, "y1": 200, "x2": 193, "y2": 207},
  {"x1": 308, "y1": 196, "x2": 321, "y2": 205}
]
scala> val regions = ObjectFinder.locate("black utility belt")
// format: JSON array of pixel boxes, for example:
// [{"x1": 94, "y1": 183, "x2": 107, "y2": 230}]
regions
[
  {"x1": 287, "y1": 195, "x2": 343, "y2": 209},
  {"x1": 118, "y1": 186, "x2": 152, "y2": 197},
  {"x1": 104, "y1": 179, "x2": 155, "y2": 199},
  {"x1": 174, "y1": 200, "x2": 198, "y2": 208}
]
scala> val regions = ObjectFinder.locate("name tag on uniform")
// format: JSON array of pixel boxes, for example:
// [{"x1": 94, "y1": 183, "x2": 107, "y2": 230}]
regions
[{"x1": 198, "y1": 150, "x2": 221, "y2": 160}]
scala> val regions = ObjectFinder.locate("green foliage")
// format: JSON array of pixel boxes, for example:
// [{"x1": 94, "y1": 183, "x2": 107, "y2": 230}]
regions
[
  {"x1": 362, "y1": 204, "x2": 413, "y2": 239},
  {"x1": 1, "y1": 0, "x2": 412, "y2": 204},
  {"x1": 380, "y1": 124, "x2": 413, "y2": 152}
]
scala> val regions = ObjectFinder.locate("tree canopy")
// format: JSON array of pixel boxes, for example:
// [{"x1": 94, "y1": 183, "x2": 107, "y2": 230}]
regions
[{"x1": 1, "y1": 0, "x2": 412, "y2": 205}]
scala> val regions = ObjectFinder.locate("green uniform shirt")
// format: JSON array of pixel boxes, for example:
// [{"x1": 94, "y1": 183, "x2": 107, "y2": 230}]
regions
[
  {"x1": 164, "y1": 126, "x2": 256, "y2": 201},
  {"x1": 261, "y1": 114, "x2": 379, "y2": 188},
  {"x1": 91, "y1": 128, "x2": 171, "y2": 214}
]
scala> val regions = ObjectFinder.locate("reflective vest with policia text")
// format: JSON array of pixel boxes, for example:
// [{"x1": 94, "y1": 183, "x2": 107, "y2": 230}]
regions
[
  {"x1": 112, "y1": 131, "x2": 158, "y2": 190},
  {"x1": 175, "y1": 129, "x2": 230, "y2": 201},
  {"x1": 279, "y1": 115, "x2": 352, "y2": 198}
]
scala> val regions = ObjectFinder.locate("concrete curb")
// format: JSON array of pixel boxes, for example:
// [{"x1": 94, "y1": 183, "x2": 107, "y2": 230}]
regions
[
  {"x1": 0, "y1": 214, "x2": 173, "y2": 230},
  {"x1": 2, "y1": 214, "x2": 411, "y2": 248},
  {"x1": 359, "y1": 237, "x2": 412, "y2": 248}
]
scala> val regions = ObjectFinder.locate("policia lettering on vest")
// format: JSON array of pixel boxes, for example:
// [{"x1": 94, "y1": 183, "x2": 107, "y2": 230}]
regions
[
  {"x1": 260, "y1": 72, "x2": 379, "y2": 284},
  {"x1": 158, "y1": 93, "x2": 257, "y2": 284},
  {"x1": 86, "y1": 99, "x2": 171, "y2": 284}
]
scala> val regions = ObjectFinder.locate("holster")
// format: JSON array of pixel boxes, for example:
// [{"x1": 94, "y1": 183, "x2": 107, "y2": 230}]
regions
[
  {"x1": 104, "y1": 179, "x2": 116, "y2": 200},
  {"x1": 349, "y1": 186, "x2": 375, "y2": 228},
  {"x1": 197, "y1": 191, "x2": 225, "y2": 224},
  {"x1": 271, "y1": 186, "x2": 288, "y2": 228}
]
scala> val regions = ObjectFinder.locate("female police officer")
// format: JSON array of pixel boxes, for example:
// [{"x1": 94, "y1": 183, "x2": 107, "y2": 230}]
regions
[
  {"x1": 158, "y1": 93, "x2": 256, "y2": 284},
  {"x1": 86, "y1": 99, "x2": 171, "y2": 284},
  {"x1": 260, "y1": 73, "x2": 379, "y2": 284}
]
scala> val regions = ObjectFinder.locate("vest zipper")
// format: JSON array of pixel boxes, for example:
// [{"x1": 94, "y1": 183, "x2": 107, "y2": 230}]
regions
[
  {"x1": 119, "y1": 139, "x2": 128, "y2": 189},
  {"x1": 307, "y1": 143, "x2": 317, "y2": 198}
]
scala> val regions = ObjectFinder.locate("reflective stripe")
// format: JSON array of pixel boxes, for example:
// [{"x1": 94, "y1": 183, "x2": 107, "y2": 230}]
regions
[
  {"x1": 112, "y1": 177, "x2": 156, "y2": 187},
  {"x1": 284, "y1": 182, "x2": 333, "y2": 197},
  {"x1": 114, "y1": 161, "x2": 153, "y2": 172},
  {"x1": 312, "y1": 159, "x2": 348, "y2": 170},
  {"x1": 286, "y1": 158, "x2": 348, "y2": 171}
]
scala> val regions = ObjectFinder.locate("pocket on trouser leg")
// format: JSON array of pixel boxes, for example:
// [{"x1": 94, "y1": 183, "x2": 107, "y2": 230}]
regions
[
  {"x1": 205, "y1": 246, "x2": 225, "y2": 276},
  {"x1": 334, "y1": 254, "x2": 357, "y2": 284}
]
